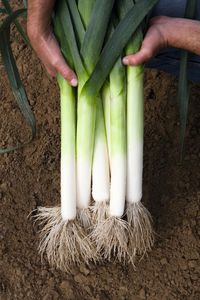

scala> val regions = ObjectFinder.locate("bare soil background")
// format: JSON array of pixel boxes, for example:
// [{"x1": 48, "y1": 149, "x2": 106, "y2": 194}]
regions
[{"x1": 0, "y1": 3, "x2": 200, "y2": 299}]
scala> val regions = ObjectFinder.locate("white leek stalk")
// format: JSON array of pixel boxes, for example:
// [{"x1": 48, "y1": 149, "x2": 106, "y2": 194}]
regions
[
  {"x1": 126, "y1": 63, "x2": 143, "y2": 204},
  {"x1": 35, "y1": 75, "x2": 95, "y2": 271},
  {"x1": 109, "y1": 59, "x2": 127, "y2": 218},
  {"x1": 76, "y1": 0, "x2": 114, "y2": 228},
  {"x1": 92, "y1": 97, "x2": 110, "y2": 203},
  {"x1": 91, "y1": 96, "x2": 110, "y2": 223},
  {"x1": 91, "y1": 59, "x2": 129, "y2": 262},
  {"x1": 102, "y1": 82, "x2": 111, "y2": 165},
  {"x1": 76, "y1": 89, "x2": 97, "y2": 214},
  {"x1": 59, "y1": 75, "x2": 76, "y2": 220},
  {"x1": 126, "y1": 30, "x2": 154, "y2": 259}
]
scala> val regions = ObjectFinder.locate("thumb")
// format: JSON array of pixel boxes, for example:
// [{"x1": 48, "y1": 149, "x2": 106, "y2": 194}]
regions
[
  {"x1": 123, "y1": 47, "x2": 153, "y2": 66},
  {"x1": 123, "y1": 26, "x2": 164, "y2": 66}
]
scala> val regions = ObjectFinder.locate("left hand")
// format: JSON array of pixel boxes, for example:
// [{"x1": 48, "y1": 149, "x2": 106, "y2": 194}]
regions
[{"x1": 123, "y1": 16, "x2": 171, "y2": 66}]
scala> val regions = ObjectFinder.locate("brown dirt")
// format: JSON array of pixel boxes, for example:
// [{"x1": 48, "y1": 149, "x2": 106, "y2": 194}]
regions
[{"x1": 0, "y1": 3, "x2": 200, "y2": 300}]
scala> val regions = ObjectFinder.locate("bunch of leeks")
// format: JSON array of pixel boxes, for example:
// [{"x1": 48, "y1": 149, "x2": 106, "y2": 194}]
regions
[{"x1": 36, "y1": 0, "x2": 158, "y2": 271}]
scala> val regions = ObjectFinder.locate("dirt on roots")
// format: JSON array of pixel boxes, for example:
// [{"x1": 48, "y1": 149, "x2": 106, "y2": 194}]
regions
[{"x1": 0, "y1": 3, "x2": 200, "y2": 300}]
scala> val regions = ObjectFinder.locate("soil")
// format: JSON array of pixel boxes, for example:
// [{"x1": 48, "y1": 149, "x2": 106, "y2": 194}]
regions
[{"x1": 0, "y1": 2, "x2": 200, "y2": 300}]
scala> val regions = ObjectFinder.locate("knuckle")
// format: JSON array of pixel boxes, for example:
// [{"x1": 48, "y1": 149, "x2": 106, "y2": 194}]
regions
[
  {"x1": 63, "y1": 69, "x2": 74, "y2": 80},
  {"x1": 51, "y1": 58, "x2": 61, "y2": 68},
  {"x1": 129, "y1": 56, "x2": 136, "y2": 65},
  {"x1": 143, "y1": 48, "x2": 153, "y2": 60}
]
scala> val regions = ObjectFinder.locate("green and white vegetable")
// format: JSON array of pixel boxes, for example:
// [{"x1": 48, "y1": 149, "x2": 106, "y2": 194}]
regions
[
  {"x1": 35, "y1": 0, "x2": 158, "y2": 270},
  {"x1": 58, "y1": 74, "x2": 76, "y2": 221}
]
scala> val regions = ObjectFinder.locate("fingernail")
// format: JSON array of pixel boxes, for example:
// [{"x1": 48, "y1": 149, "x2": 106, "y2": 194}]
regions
[
  {"x1": 123, "y1": 57, "x2": 129, "y2": 65},
  {"x1": 70, "y1": 78, "x2": 78, "y2": 87}
]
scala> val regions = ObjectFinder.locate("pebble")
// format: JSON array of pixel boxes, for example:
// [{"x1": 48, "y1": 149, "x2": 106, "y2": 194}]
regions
[
  {"x1": 41, "y1": 270, "x2": 49, "y2": 277},
  {"x1": 179, "y1": 260, "x2": 187, "y2": 271},
  {"x1": 60, "y1": 281, "x2": 74, "y2": 298},
  {"x1": 79, "y1": 265, "x2": 90, "y2": 276},
  {"x1": 47, "y1": 277, "x2": 55, "y2": 288},
  {"x1": 84, "y1": 285, "x2": 92, "y2": 295},
  {"x1": 0, "y1": 183, "x2": 7, "y2": 191},
  {"x1": 43, "y1": 291, "x2": 59, "y2": 300},
  {"x1": 160, "y1": 258, "x2": 168, "y2": 265},
  {"x1": 139, "y1": 288, "x2": 146, "y2": 299},
  {"x1": 188, "y1": 261, "x2": 196, "y2": 269},
  {"x1": 74, "y1": 274, "x2": 85, "y2": 283}
]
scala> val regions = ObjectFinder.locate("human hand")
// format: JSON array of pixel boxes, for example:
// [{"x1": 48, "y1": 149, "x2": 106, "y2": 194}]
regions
[
  {"x1": 27, "y1": 0, "x2": 78, "y2": 86},
  {"x1": 123, "y1": 16, "x2": 170, "y2": 66}
]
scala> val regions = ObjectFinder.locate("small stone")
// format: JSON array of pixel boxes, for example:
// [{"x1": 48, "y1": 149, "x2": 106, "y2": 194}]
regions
[
  {"x1": 51, "y1": 291, "x2": 59, "y2": 299},
  {"x1": 84, "y1": 286, "x2": 92, "y2": 295},
  {"x1": 79, "y1": 265, "x2": 90, "y2": 276},
  {"x1": 179, "y1": 260, "x2": 187, "y2": 271},
  {"x1": 74, "y1": 274, "x2": 85, "y2": 283},
  {"x1": 0, "y1": 183, "x2": 7, "y2": 191},
  {"x1": 160, "y1": 258, "x2": 168, "y2": 265},
  {"x1": 60, "y1": 281, "x2": 74, "y2": 298},
  {"x1": 139, "y1": 288, "x2": 146, "y2": 299},
  {"x1": 41, "y1": 270, "x2": 49, "y2": 277},
  {"x1": 47, "y1": 277, "x2": 55, "y2": 289},
  {"x1": 188, "y1": 261, "x2": 195, "y2": 269},
  {"x1": 43, "y1": 291, "x2": 59, "y2": 300},
  {"x1": 191, "y1": 273, "x2": 198, "y2": 281}
]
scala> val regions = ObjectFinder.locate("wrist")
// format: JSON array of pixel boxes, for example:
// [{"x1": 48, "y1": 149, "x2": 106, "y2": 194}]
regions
[
  {"x1": 27, "y1": 0, "x2": 55, "y2": 39},
  {"x1": 149, "y1": 16, "x2": 174, "y2": 48},
  {"x1": 160, "y1": 18, "x2": 185, "y2": 48},
  {"x1": 27, "y1": 20, "x2": 51, "y2": 41},
  {"x1": 151, "y1": 17, "x2": 200, "y2": 54}
]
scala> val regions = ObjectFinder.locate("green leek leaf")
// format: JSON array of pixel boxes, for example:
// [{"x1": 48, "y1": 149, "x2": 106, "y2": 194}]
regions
[
  {"x1": 53, "y1": 13, "x2": 74, "y2": 68},
  {"x1": 178, "y1": 0, "x2": 196, "y2": 156},
  {"x1": 1, "y1": 0, "x2": 30, "y2": 47},
  {"x1": 0, "y1": 8, "x2": 7, "y2": 14},
  {"x1": 81, "y1": 0, "x2": 115, "y2": 73},
  {"x1": 0, "y1": 9, "x2": 36, "y2": 154},
  {"x1": 77, "y1": 0, "x2": 95, "y2": 28},
  {"x1": 56, "y1": 0, "x2": 87, "y2": 83},
  {"x1": 83, "y1": 0, "x2": 159, "y2": 96},
  {"x1": 67, "y1": 0, "x2": 85, "y2": 46}
]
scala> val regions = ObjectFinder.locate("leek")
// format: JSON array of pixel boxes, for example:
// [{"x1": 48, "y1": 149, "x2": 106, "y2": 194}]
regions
[
  {"x1": 76, "y1": 0, "x2": 113, "y2": 225},
  {"x1": 34, "y1": 3, "x2": 96, "y2": 271},
  {"x1": 92, "y1": 97, "x2": 110, "y2": 208},
  {"x1": 33, "y1": 0, "x2": 159, "y2": 270},
  {"x1": 91, "y1": 57, "x2": 129, "y2": 262},
  {"x1": 126, "y1": 30, "x2": 154, "y2": 258},
  {"x1": 109, "y1": 58, "x2": 127, "y2": 218},
  {"x1": 102, "y1": 82, "x2": 111, "y2": 162}
]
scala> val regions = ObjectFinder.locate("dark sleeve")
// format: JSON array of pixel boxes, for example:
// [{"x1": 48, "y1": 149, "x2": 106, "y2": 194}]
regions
[
  {"x1": 147, "y1": 0, "x2": 200, "y2": 82},
  {"x1": 151, "y1": 0, "x2": 187, "y2": 18},
  {"x1": 152, "y1": 0, "x2": 200, "y2": 19}
]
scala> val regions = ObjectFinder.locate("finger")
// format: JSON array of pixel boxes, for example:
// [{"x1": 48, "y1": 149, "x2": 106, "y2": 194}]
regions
[
  {"x1": 123, "y1": 28, "x2": 163, "y2": 66},
  {"x1": 54, "y1": 56, "x2": 78, "y2": 87},
  {"x1": 42, "y1": 54, "x2": 78, "y2": 86},
  {"x1": 44, "y1": 61, "x2": 78, "y2": 87},
  {"x1": 123, "y1": 47, "x2": 153, "y2": 66}
]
